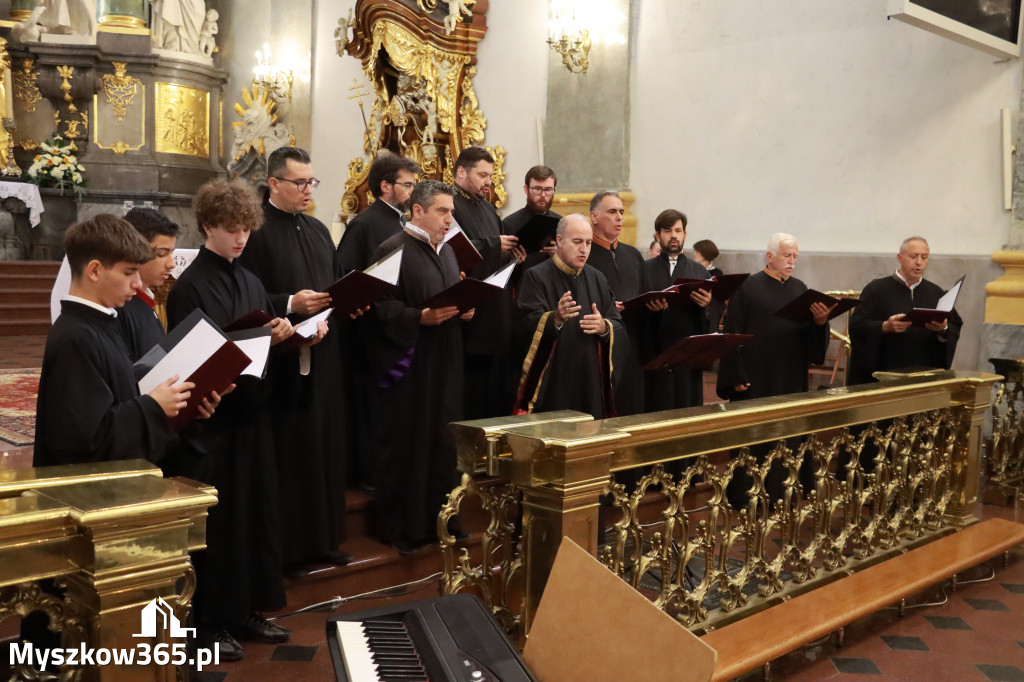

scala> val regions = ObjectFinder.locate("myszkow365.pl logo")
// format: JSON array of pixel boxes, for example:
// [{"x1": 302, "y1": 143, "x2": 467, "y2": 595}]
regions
[{"x1": 10, "y1": 597, "x2": 219, "y2": 672}]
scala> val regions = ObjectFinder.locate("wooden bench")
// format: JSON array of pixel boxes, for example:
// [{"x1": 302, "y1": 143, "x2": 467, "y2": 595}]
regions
[{"x1": 701, "y1": 518, "x2": 1024, "y2": 681}]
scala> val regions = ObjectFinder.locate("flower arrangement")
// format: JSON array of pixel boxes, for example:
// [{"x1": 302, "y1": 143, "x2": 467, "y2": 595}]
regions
[{"x1": 26, "y1": 137, "x2": 85, "y2": 197}]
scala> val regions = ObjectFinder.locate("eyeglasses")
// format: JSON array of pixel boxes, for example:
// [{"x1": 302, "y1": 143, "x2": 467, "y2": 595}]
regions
[
  {"x1": 274, "y1": 177, "x2": 320, "y2": 191},
  {"x1": 528, "y1": 186, "x2": 555, "y2": 195},
  {"x1": 390, "y1": 181, "x2": 416, "y2": 189}
]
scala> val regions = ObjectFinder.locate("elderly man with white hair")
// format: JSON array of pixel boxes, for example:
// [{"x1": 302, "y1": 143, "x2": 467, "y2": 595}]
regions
[{"x1": 716, "y1": 232, "x2": 834, "y2": 507}]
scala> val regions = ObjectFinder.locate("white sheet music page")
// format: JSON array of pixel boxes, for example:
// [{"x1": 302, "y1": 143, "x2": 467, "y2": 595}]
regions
[
  {"x1": 138, "y1": 318, "x2": 228, "y2": 394},
  {"x1": 483, "y1": 260, "x2": 517, "y2": 288},
  {"x1": 234, "y1": 336, "x2": 272, "y2": 377},
  {"x1": 935, "y1": 275, "x2": 965, "y2": 312},
  {"x1": 294, "y1": 307, "x2": 334, "y2": 339},
  {"x1": 365, "y1": 246, "x2": 404, "y2": 285}
]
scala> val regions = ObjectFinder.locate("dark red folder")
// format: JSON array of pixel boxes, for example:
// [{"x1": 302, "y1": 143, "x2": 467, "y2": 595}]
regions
[
  {"x1": 444, "y1": 228, "x2": 483, "y2": 272},
  {"x1": 421, "y1": 278, "x2": 502, "y2": 314},
  {"x1": 170, "y1": 342, "x2": 251, "y2": 431},
  {"x1": 325, "y1": 270, "x2": 397, "y2": 319},
  {"x1": 623, "y1": 287, "x2": 693, "y2": 312},
  {"x1": 643, "y1": 333, "x2": 754, "y2": 371},
  {"x1": 774, "y1": 289, "x2": 860, "y2": 323},
  {"x1": 673, "y1": 273, "x2": 749, "y2": 300},
  {"x1": 224, "y1": 308, "x2": 273, "y2": 332}
]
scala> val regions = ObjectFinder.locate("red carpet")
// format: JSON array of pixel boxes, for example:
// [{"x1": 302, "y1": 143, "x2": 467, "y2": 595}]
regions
[{"x1": 0, "y1": 368, "x2": 39, "y2": 445}]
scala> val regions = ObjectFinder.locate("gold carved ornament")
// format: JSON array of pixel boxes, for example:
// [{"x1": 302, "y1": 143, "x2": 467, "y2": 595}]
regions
[
  {"x1": 55, "y1": 65, "x2": 87, "y2": 146},
  {"x1": 155, "y1": 82, "x2": 210, "y2": 157},
  {"x1": 1, "y1": 580, "x2": 89, "y2": 681},
  {"x1": 14, "y1": 58, "x2": 43, "y2": 114},
  {"x1": 101, "y1": 62, "x2": 141, "y2": 122}
]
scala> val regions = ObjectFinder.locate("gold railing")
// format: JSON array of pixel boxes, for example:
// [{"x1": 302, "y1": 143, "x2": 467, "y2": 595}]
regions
[
  {"x1": 988, "y1": 358, "x2": 1024, "y2": 504},
  {"x1": 0, "y1": 459, "x2": 217, "y2": 681},
  {"x1": 440, "y1": 371, "x2": 998, "y2": 641}
]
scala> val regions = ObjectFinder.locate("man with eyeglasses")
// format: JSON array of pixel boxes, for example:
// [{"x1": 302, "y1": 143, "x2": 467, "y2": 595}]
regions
[
  {"x1": 335, "y1": 153, "x2": 420, "y2": 493},
  {"x1": 502, "y1": 165, "x2": 561, "y2": 269},
  {"x1": 452, "y1": 146, "x2": 524, "y2": 419},
  {"x1": 239, "y1": 146, "x2": 354, "y2": 578}
]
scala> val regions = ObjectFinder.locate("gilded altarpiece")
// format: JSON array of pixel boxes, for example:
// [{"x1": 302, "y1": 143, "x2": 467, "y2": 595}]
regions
[
  {"x1": 339, "y1": 0, "x2": 506, "y2": 218},
  {"x1": 155, "y1": 82, "x2": 210, "y2": 158}
]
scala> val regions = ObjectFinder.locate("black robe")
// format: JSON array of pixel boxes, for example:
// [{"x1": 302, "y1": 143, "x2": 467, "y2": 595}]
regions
[
  {"x1": 117, "y1": 294, "x2": 165, "y2": 362},
  {"x1": 368, "y1": 230, "x2": 465, "y2": 546},
  {"x1": 238, "y1": 201, "x2": 348, "y2": 565},
  {"x1": 453, "y1": 185, "x2": 517, "y2": 418},
  {"x1": 643, "y1": 253, "x2": 710, "y2": 412},
  {"x1": 514, "y1": 257, "x2": 624, "y2": 418},
  {"x1": 586, "y1": 241, "x2": 645, "y2": 415},
  {"x1": 716, "y1": 270, "x2": 830, "y2": 401},
  {"x1": 334, "y1": 198, "x2": 405, "y2": 489},
  {"x1": 166, "y1": 246, "x2": 286, "y2": 625},
  {"x1": 847, "y1": 275, "x2": 962, "y2": 386},
  {"x1": 33, "y1": 301, "x2": 175, "y2": 467}
]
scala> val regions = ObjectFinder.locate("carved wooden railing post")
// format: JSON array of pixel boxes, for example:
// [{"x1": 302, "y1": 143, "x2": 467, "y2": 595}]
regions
[
  {"x1": 986, "y1": 358, "x2": 1024, "y2": 503},
  {"x1": 946, "y1": 374, "x2": 1001, "y2": 527}
]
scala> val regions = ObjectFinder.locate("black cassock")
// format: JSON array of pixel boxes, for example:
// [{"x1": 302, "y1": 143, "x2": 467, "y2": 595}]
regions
[
  {"x1": 238, "y1": 201, "x2": 348, "y2": 565},
  {"x1": 514, "y1": 257, "x2": 624, "y2": 419},
  {"x1": 34, "y1": 301, "x2": 175, "y2": 467},
  {"x1": 167, "y1": 247, "x2": 286, "y2": 626},
  {"x1": 847, "y1": 275, "x2": 962, "y2": 386},
  {"x1": 643, "y1": 253, "x2": 710, "y2": 412},
  {"x1": 117, "y1": 294, "x2": 165, "y2": 362},
  {"x1": 586, "y1": 242, "x2": 645, "y2": 415},
  {"x1": 334, "y1": 198, "x2": 405, "y2": 489},
  {"x1": 453, "y1": 185, "x2": 517, "y2": 418},
  {"x1": 717, "y1": 270, "x2": 830, "y2": 401},
  {"x1": 368, "y1": 230, "x2": 464, "y2": 547}
]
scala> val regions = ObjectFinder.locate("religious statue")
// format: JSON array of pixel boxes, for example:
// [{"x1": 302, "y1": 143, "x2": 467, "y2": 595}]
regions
[
  {"x1": 335, "y1": 9, "x2": 355, "y2": 56},
  {"x1": 443, "y1": 0, "x2": 474, "y2": 34},
  {"x1": 151, "y1": 0, "x2": 206, "y2": 56},
  {"x1": 38, "y1": 0, "x2": 96, "y2": 36},
  {"x1": 198, "y1": 9, "x2": 218, "y2": 57},
  {"x1": 228, "y1": 84, "x2": 295, "y2": 182},
  {"x1": 11, "y1": 7, "x2": 47, "y2": 43}
]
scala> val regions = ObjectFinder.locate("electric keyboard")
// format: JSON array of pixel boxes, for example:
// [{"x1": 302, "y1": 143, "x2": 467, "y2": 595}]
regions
[{"x1": 326, "y1": 594, "x2": 535, "y2": 682}]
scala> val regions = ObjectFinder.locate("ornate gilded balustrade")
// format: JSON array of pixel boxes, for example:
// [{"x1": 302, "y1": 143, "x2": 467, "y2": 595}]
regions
[
  {"x1": 988, "y1": 358, "x2": 1024, "y2": 504},
  {"x1": 440, "y1": 371, "x2": 998, "y2": 642},
  {"x1": 0, "y1": 459, "x2": 216, "y2": 681}
]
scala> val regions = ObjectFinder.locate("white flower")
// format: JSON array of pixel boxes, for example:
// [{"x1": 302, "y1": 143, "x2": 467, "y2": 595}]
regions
[
  {"x1": 51, "y1": 169, "x2": 63, "y2": 180},
  {"x1": 27, "y1": 167, "x2": 37, "y2": 178}
]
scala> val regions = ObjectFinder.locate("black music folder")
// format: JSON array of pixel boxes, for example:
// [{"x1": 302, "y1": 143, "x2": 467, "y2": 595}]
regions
[
  {"x1": 514, "y1": 213, "x2": 560, "y2": 253},
  {"x1": 135, "y1": 308, "x2": 252, "y2": 431},
  {"x1": 443, "y1": 223, "x2": 484, "y2": 272},
  {"x1": 902, "y1": 274, "x2": 965, "y2": 327},
  {"x1": 223, "y1": 308, "x2": 273, "y2": 332},
  {"x1": 623, "y1": 286, "x2": 692, "y2": 312},
  {"x1": 421, "y1": 260, "x2": 516, "y2": 313},
  {"x1": 642, "y1": 333, "x2": 753, "y2": 371},
  {"x1": 325, "y1": 246, "x2": 404, "y2": 318},
  {"x1": 673, "y1": 272, "x2": 749, "y2": 300},
  {"x1": 774, "y1": 289, "x2": 860, "y2": 323}
]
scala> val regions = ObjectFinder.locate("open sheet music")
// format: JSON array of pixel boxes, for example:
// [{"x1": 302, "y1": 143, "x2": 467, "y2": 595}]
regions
[
  {"x1": 325, "y1": 246, "x2": 404, "y2": 318},
  {"x1": 422, "y1": 260, "x2": 516, "y2": 313},
  {"x1": 902, "y1": 274, "x2": 965, "y2": 326}
]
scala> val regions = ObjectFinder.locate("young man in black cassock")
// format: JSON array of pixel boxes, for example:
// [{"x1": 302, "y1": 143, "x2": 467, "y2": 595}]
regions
[
  {"x1": 167, "y1": 179, "x2": 299, "y2": 660},
  {"x1": 502, "y1": 164, "x2": 561, "y2": 274},
  {"x1": 334, "y1": 152, "x2": 419, "y2": 491},
  {"x1": 515, "y1": 214, "x2": 624, "y2": 419},
  {"x1": 368, "y1": 179, "x2": 473, "y2": 554},
  {"x1": 117, "y1": 207, "x2": 179, "y2": 361},
  {"x1": 848, "y1": 236, "x2": 961, "y2": 386},
  {"x1": 452, "y1": 146, "x2": 525, "y2": 419},
  {"x1": 585, "y1": 190, "x2": 646, "y2": 416},
  {"x1": 238, "y1": 146, "x2": 355, "y2": 573},
  {"x1": 716, "y1": 233, "x2": 834, "y2": 508},
  {"x1": 643, "y1": 209, "x2": 713, "y2": 413}
]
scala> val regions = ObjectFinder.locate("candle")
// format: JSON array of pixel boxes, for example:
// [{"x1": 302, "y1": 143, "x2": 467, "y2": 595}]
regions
[{"x1": 3, "y1": 65, "x2": 13, "y2": 121}]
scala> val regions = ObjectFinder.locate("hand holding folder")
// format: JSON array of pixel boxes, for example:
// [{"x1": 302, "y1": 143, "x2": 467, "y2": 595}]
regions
[
  {"x1": 774, "y1": 289, "x2": 859, "y2": 323},
  {"x1": 673, "y1": 273, "x2": 749, "y2": 300},
  {"x1": 900, "y1": 274, "x2": 965, "y2": 327},
  {"x1": 324, "y1": 246, "x2": 404, "y2": 318},
  {"x1": 421, "y1": 260, "x2": 517, "y2": 314},
  {"x1": 514, "y1": 213, "x2": 560, "y2": 253}
]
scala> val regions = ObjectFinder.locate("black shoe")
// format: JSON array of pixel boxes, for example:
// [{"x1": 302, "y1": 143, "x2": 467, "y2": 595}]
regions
[
  {"x1": 284, "y1": 565, "x2": 311, "y2": 580},
  {"x1": 324, "y1": 549, "x2": 353, "y2": 565},
  {"x1": 200, "y1": 627, "x2": 244, "y2": 662},
  {"x1": 230, "y1": 613, "x2": 290, "y2": 644}
]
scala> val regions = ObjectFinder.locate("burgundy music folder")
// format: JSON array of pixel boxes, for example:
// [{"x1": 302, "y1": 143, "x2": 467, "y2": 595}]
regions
[
  {"x1": 673, "y1": 272, "x2": 749, "y2": 300},
  {"x1": 444, "y1": 226, "x2": 483, "y2": 272},
  {"x1": 774, "y1": 289, "x2": 860, "y2": 323},
  {"x1": 642, "y1": 333, "x2": 753, "y2": 371},
  {"x1": 325, "y1": 246, "x2": 404, "y2": 318},
  {"x1": 901, "y1": 274, "x2": 965, "y2": 327}
]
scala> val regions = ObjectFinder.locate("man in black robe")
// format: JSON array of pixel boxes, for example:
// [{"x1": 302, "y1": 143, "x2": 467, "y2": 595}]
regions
[
  {"x1": 585, "y1": 190, "x2": 646, "y2": 415},
  {"x1": 168, "y1": 179, "x2": 297, "y2": 659},
  {"x1": 502, "y1": 164, "x2": 561, "y2": 274},
  {"x1": 335, "y1": 152, "x2": 419, "y2": 491},
  {"x1": 452, "y1": 146, "x2": 524, "y2": 419},
  {"x1": 238, "y1": 146, "x2": 354, "y2": 572},
  {"x1": 848, "y1": 236, "x2": 962, "y2": 385},
  {"x1": 716, "y1": 233, "x2": 834, "y2": 508},
  {"x1": 368, "y1": 179, "x2": 471, "y2": 554},
  {"x1": 643, "y1": 209, "x2": 713, "y2": 413},
  {"x1": 515, "y1": 214, "x2": 624, "y2": 419},
  {"x1": 35, "y1": 214, "x2": 187, "y2": 468},
  {"x1": 118, "y1": 208, "x2": 179, "y2": 361}
]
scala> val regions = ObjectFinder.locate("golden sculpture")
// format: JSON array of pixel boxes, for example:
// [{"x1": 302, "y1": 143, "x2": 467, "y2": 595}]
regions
[
  {"x1": 55, "y1": 64, "x2": 87, "y2": 145},
  {"x1": 13, "y1": 58, "x2": 42, "y2": 114},
  {"x1": 101, "y1": 62, "x2": 141, "y2": 122},
  {"x1": 338, "y1": 0, "x2": 505, "y2": 218},
  {"x1": 155, "y1": 82, "x2": 209, "y2": 157}
]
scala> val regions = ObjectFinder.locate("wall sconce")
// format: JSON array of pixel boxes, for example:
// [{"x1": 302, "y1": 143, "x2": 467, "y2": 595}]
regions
[
  {"x1": 548, "y1": 0, "x2": 591, "y2": 75},
  {"x1": 253, "y1": 43, "x2": 294, "y2": 103}
]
